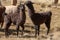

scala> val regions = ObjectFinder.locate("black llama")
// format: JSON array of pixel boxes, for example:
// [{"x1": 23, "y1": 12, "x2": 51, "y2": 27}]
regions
[
  {"x1": 4, "y1": 3, "x2": 26, "y2": 37},
  {"x1": 25, "y1": 1, "x2": 52, "y2": 37},
  {"x1": 0, "y1": 1, "x2": 6, "y2": 28}
]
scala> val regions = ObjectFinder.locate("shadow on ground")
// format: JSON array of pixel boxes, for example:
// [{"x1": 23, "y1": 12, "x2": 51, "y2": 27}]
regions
[{"x1": 0, "y1": 25, "x2": 36, "y2": 38}]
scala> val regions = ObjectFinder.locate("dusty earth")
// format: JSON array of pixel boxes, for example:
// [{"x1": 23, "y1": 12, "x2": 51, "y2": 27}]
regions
[{"x1": 0, "y1": 1, "x2": 60, "y2": 40}]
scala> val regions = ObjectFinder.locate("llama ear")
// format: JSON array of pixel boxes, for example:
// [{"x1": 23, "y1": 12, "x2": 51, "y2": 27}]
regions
[
  {"x1": 24, "y1": 2, "x2": 34, "y2": 5},
  {"x1": 32, "y1": 2, "x2": 34, "y2": 4},
  {"x1": 24, "y1": 1, "x2": 34, "y2": 5}
]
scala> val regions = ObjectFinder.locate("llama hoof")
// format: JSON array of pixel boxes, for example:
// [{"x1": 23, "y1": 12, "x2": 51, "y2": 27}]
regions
[
  {"x1": 35, "y1": 35, "x2": 37, "y2": 38},
  {"x1": 5, "y1": 35, "x2": 9, "y2": 38}
]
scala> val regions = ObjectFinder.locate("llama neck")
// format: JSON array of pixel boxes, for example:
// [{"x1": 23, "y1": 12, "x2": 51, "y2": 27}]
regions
[
  {"x1": 26, "y1": 3, "x2": 35, "y2": 16},
  {"x1": 27, "y1": 6, "x2": 35, "y2": 17},
  {"x1": 20, "y1": 9, "x2": 26, "y2": 19}
]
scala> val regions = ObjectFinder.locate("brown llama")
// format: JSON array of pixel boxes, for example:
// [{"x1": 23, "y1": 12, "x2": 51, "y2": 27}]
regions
[
  {"x1": 4, "y1": 3, "x2": 26, "y2": 37},
  {"x1": 0, "y1": 6, "x2": 6, "y2": 28},
  {"x1": 25, "y1": 1, "x2": 52, "y2": 37}
]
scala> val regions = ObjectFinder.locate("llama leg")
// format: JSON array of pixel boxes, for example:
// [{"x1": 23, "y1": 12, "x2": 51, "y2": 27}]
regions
[
  {"x1": 45, "y1": 19, "x2": 51, "y2": 35},
  {"x1": 37, "y1": 25, "x2": 40, "y2": 36},
  {"x1": 21, "y1": 24, "x2": 24, "y2": 36},
  {"x1": 16, "y1": 25, "x2": 19, "y2": 37},
  {"x1": 4, "y1": 16, "x2": 11, "y2": 37},
  {"x1": 0, "y1": 22, "x2": 3, "y2": 28},
  {"x1": 4, "y1": 23, "x2": 8, "y2": 37},
  {"x1": 35, "y1": 25, "x2": 38, "y2": 37},
  {"x1": 5, "y1": 22, "x2": 11, "y2": 37}
]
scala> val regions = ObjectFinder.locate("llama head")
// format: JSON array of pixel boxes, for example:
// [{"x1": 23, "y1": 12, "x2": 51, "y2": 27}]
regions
[
  {"x1": 17, "y1": 3, "x2": 25, "y2": 13},
  {"x1": 25, "y1": 1, "x2": 34, "y2": 10},
  {"x1": 25, "y1": 1, "x2": 34, "y2": 5},
  {"x1": 25, "y1": 1, "x2": 35, "y2": 13}
]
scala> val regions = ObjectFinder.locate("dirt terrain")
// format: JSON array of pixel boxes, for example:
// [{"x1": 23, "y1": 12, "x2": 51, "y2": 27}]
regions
[{"x1": 0, "y1": 1, "x2": 60, "y2": 40}]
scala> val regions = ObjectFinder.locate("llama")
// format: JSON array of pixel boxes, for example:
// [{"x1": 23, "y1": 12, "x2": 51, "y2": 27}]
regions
[
  {"x1": 0, "y1": 6, "x2": 6, "y2": 28},
  {"x1": 25, "y1": 1, "x2": 52, "y2": 37},
  {"x1": 4, "y1": 3, "x2": 26, "y2": 37}
]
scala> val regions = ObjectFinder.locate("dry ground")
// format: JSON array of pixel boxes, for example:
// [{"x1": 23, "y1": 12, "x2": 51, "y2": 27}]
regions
[{"x1": 0, "y1": 2, "x2": 60, "y2": 40}]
